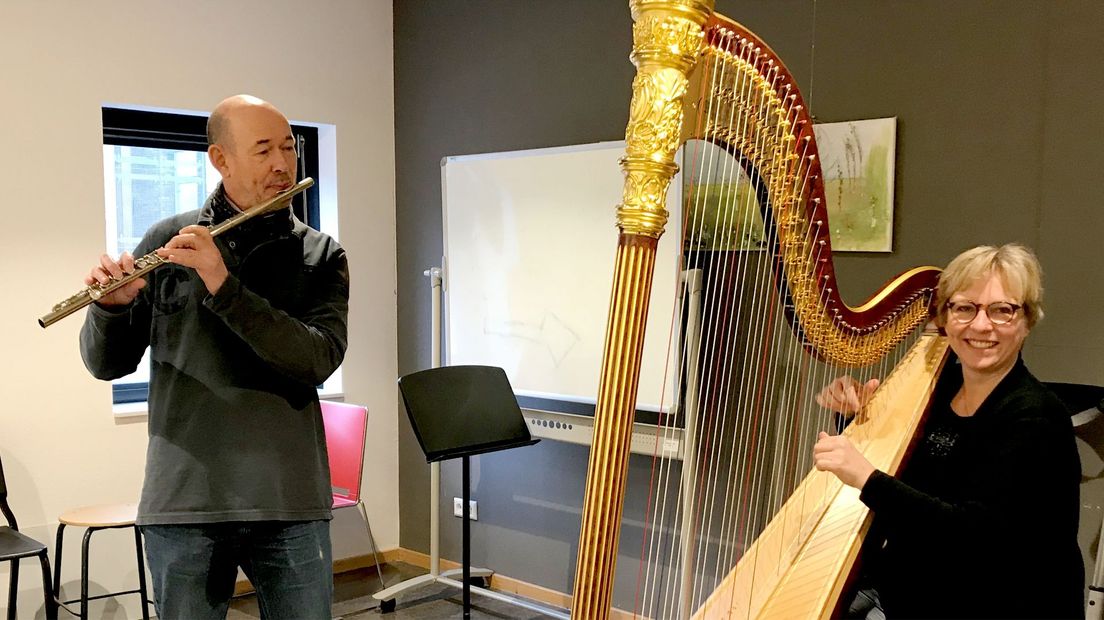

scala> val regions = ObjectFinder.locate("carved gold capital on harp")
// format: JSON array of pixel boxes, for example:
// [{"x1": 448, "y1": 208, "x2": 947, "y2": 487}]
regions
[{"x1": 617, "y1": 0, "x2": 713, "y2": 239}]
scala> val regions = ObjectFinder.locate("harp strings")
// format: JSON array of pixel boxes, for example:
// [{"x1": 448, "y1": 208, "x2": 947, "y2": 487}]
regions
[
  {"x1": 709, "y1": 42, "x2": 792, "y2": 613},
  {"x1": 636, "y1": 29, "x2": 729, "y2": 618},
  {"x1": 721, "y1": 44, "x2": 823, "y2": 617}
]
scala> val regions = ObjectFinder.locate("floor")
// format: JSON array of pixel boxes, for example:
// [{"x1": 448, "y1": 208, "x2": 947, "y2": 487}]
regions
[{"x1": 226, "y1": 561, "x2": 564, "y2": 619}]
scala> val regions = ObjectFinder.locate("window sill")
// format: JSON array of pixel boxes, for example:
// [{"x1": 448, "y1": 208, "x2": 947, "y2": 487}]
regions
[
  {"x1": 112, "y1": 391, "x2": 345, "y2": 422},
  {"x1": 113, "y1": 401, "x2": 149, "y2": 421}
]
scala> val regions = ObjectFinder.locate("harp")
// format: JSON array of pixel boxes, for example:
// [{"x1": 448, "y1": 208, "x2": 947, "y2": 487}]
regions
[{"x1": 571, "y1": 1, "x2": 950, "y2": 618}]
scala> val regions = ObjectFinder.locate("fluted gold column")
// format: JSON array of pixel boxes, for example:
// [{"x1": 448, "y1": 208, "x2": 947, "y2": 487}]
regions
[{"x1": 571, "y1": 1, "x2": 713, "y2": 617}]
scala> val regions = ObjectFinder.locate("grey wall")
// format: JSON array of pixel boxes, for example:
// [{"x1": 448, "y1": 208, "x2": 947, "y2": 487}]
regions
[{"x1": 394, "y1": 0, "x2": 1104, "y2": 609}]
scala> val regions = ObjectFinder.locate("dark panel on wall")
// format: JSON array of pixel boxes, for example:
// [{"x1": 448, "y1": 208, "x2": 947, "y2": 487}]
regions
[{"x1": 395, "y1": 0, "x2": 1104, "y2": 608}]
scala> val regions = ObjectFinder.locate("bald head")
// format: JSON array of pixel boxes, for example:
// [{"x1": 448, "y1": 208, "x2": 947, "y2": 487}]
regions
[
  {"x1": 206, "y1": 95, "x2": 297, "y2": 207},
  {"x1": 207, "y1": 94, "x2": 285, "y2": 149}
]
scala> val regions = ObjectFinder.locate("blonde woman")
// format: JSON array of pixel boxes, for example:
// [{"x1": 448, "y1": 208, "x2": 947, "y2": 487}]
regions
[{"x1": 814, "y1": 244, "x2": 1083, "y2": 619}]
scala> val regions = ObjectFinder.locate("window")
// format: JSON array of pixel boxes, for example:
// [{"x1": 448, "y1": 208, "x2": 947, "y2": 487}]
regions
[{"x1": 102, "y1": 107, "x2": 337, "y2": 406}]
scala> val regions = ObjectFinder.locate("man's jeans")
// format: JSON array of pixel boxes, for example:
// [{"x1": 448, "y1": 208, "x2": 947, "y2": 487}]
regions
[{"x1": 142, "y1": 520, "x2": 332, "y2": 620}]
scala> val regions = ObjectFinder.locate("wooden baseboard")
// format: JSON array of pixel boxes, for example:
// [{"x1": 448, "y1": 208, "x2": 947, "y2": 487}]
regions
[{"x1": 334, "y1": 547, "x2": 405, "y2": 574}]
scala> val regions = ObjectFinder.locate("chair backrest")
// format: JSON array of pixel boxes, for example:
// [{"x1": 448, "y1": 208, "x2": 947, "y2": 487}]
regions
[
  {"x1": 1045, "y1": 382, "x2": 1104, "y2": 428},
  {"x1": 0, "y1": 453, "x2": 17, "y2": 530},
  {"x1": 320, "y1": 400, "x2": 369, "y2": 505}
]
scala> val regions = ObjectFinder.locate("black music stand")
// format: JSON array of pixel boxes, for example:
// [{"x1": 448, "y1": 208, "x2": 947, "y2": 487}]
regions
[{"x1": 398, "y1": 365, "x2": 539, "y2": 619}]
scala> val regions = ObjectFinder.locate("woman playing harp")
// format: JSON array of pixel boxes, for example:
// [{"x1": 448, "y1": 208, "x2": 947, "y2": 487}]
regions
[
  {"x1": 815, "y1": 244, "x2": 1083, "y2": 619},
  {"x1": 570, "y1": 2, "x2": 1068, "y2": 618}
]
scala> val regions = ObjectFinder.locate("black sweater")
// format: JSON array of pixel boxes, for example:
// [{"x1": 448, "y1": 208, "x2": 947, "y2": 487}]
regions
[{"x1": 858, "y1": 357, "x2": 1084, "y2": 619}]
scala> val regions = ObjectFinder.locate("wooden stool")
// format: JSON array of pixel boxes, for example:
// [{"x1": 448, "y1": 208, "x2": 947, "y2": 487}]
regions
[{"x1": 52, "y1": 503, "x2": 150, "y2": 620}]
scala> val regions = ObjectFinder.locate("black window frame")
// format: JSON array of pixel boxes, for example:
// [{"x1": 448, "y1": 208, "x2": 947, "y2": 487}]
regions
[{"x1": 102, "y1": 107, "x2": 322, "y2": 405}]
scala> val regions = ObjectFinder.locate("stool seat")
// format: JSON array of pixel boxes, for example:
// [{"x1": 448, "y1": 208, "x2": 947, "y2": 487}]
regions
[{"x1": 58, "y1": 503, "x2": 137, "y2": 528}]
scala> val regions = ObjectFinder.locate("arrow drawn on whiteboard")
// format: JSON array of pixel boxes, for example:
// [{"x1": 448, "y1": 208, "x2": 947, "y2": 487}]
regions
[{"x1": 483, "y1": 312, "x2": 580, "y2": 366}]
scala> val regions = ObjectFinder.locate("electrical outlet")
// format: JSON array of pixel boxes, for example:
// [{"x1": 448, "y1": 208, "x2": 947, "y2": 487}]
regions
[{"x1": 452, "y1": 497, "x2": 478, "y2": 520}]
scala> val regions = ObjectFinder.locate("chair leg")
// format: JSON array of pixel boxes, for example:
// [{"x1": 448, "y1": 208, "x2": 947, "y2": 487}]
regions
[
  {"x1": 356, "y1": 502, "x2": 387, "y2": 588},
  {"x1": 52, "y1": 523, "x2": 64, "y2": 604},
  {"x1": 132, "y1": 527, "x2": 149, "y2": 620},
  {"x1": 7, "y1": 558, "x2": 18, "y2": 620},
  {"x1": 38, "y1": 551, "x2": 57, "y2": 620},
  {"x1": 80, "y1": 528, "x2": 94, "y2": 620}
]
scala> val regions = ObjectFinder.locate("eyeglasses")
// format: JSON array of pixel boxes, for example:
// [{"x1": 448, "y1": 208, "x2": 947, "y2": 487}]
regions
[{"x1": 945, "y1": 301, "x2": 1023, "y2": 325}]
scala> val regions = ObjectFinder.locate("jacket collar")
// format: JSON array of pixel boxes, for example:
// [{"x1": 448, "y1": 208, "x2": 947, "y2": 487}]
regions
[{"x1": 197, "y1": 182, "x2": 296, "y2": 237}]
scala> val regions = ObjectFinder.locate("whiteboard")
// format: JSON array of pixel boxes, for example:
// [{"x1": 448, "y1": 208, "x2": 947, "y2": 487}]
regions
[{"x1": 443, "y1": 141, "x2": 681, "y2": 412}]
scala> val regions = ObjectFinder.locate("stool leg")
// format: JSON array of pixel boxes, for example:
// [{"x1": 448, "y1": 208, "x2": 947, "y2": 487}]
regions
[
  {"x1": 7, "y1": 558, "x2": 18, "y2": 620},
  {"x1": 133, "y1": 527, "x2": 149, "y2": 620},
  {"x1": 38, "y1": 551, "x2": 57, "y2": 620},
  {"x1": 80, "y1": 528, "x2": 94, "y2": 620},
  {"x1": 52, "y1": 524, "x2": 65, "y2": 605}
]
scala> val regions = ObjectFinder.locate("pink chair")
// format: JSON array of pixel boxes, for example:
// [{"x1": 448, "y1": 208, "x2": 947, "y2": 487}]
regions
[{"x1": 320, "y1": 401, "x2": 386, "y2": 589}]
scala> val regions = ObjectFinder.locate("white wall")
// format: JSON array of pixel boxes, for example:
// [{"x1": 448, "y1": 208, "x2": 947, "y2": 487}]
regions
[{"x1": 0, "y1": 1, "x2": 397, "y2": 617}]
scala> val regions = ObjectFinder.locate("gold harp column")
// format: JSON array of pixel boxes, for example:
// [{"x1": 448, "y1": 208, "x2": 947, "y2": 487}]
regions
[{"x1": 571, "y1": 1, "x2": 713, "y2": 618}]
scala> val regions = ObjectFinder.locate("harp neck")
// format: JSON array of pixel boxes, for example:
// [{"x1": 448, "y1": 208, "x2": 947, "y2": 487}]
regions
[{"x1": 684, "y1": 15, "x2": 939, "y2": 366}]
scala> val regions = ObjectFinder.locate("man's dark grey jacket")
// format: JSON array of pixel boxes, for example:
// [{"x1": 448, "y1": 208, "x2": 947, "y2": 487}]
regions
[{"x1": 80, "y1": 185, "x2": 349, "y2": 526}]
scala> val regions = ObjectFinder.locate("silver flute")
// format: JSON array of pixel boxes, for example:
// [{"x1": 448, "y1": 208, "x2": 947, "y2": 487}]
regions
[{"x1": 39, "y1": 178, "x2": 314, "y2": 328}]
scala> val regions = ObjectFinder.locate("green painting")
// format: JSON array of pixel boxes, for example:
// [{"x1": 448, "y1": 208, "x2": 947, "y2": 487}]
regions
[{"x1": 812, "y1": 117, "x2": 897, "y2": 252}]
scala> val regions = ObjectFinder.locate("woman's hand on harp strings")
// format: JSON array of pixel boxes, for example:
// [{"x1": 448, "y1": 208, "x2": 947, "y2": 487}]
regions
[
  {"x1": 813, "y1": 431, "x2": 876, "y2": 489},
  {"x1": 815, "y1": 376, "x2": 880, "y2": 415},
  {"x1": 86, "y1": 252, "x2": 146, "y2": 307},
  {"x1": 156, "y1": 225, "x2": 229, "y2": 295}
]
